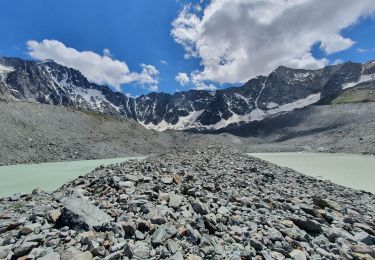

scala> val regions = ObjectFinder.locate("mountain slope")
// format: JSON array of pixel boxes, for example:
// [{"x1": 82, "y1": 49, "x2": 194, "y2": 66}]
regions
[
  {"x1": 217, "y1": 102, "x2": 375, "y2": 154},
  {"x1": 331, "y1": 80, "x2": 375, "y2": 104},
  {"x1": 0, "y1": 57, "x2": 374, "y2": 131},
  {"x1": 0, "y1": 100, "x2": 175, "y2": 165}
]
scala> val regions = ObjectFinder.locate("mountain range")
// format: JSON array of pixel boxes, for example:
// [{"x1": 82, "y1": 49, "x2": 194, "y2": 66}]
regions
[{"x1": 0, "y1": 56, "x2": 374, "y2": 131}]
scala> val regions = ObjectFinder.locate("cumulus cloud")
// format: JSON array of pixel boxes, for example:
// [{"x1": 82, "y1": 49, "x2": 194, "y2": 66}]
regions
[
  {"x1": 27, "y1": 39, "x2": 159, "y2": 92},
  {"x1": 172, "y1": 0, "x2": 375, "y2": 85},
  {"x1": 175, "y1": 72, "x2": 190, "y2": 86},
  {"x1": 191, "y1": 71, "x2": 217, "y2": 91}
]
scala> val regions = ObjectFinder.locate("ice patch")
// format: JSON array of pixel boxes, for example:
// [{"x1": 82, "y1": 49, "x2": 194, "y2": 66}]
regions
[{"x1": 342, "y1": 74, "x2": 375, "y2": 89}]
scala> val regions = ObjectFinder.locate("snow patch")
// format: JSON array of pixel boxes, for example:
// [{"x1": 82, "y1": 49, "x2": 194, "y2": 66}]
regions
[
  {"x1": 145, "y1": 93, "x2": 321, "y2": 131},
  {"x1": 342, "y1": 74, "x2": 375, "y2": 89},
  {"x1": 142, "y1": 110, "x2": 205, "y2": 131},
  {"x1": 203, "y1": 93, "x2": 321, "y2": 130},
  {"x1": 71, "y1": 88, "x2": 121, "y2": 113},
  {"x1": 266, "y1": 102, "x2": 278, "y2": 109},
  {"x1": 293, "y1": 72, "x2": 311, "y2": 81},
  {"x1": 234, "y1": 93, "x2": 250, "y2": 104}
]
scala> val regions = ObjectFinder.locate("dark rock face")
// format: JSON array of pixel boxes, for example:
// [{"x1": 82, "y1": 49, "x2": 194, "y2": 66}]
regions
[{"x1": 0, "y1": 57, "x2": 374, "y2": 130}]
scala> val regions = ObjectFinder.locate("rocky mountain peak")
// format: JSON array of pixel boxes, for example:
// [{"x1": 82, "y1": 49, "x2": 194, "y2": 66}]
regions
[{"x1": 0, "y1": 56, "x2": 374, "y2": 131}]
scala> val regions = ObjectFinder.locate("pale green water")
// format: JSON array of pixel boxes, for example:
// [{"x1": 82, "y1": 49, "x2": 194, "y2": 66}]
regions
[
  {"x1": 249, "y1": 152, "x2": 375, "y2": 194},
  {"x1": 0, "y1": 157, "x2": 146, "y2": 198}
]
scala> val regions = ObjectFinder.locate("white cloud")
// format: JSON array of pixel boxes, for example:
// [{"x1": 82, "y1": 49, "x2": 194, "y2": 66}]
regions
[
  {"x1": 172, "y1": 0, "x2": 375, "y2": 85},
  {"x1": 332, "y1": 59, "x2": 344, "y2": 65},
  {"x1": 160, "y1": 60, "x2": 168, "y2": 65},
  {"x1": 125, "y1": 93, "x2": 138, "y2": 98},
  {"x1": 27, "y1": 39, "x2": 159, "y2": 92},
  {"x1": 191, "y1": 71, "x2": 217, "y2": 91},
  {"x1": 175, "y1": 72, "x2": 190, "y2": 85},
  {"x1": 148, "y1": 85, "x2": 159, "y2": 92},
  {"x1": 103, "y1": 48, "x2": 112, "y2": 57}
]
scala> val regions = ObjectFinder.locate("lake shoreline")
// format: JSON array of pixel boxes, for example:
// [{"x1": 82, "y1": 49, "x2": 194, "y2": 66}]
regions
[{"x1": 0, "y1": 156, "x2": 147, "y2": 198}]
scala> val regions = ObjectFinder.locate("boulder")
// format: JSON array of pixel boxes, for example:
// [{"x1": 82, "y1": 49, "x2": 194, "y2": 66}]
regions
[
  {"x1": 191, "y1": 200, "x2": 209, "y2": 215},
  {"x1": 57, "y1": 193, "x2": 111, "y2": 230},
  {"x1": 61, "y1": 247, "x2": 93, "y2": 260},
  {"x1": 13, "y1": 242, "x2": 39, "y2": 257},
  {"x1": 313, "y1": 197, "x2": 342, "y2": 211},
  {"x1": 38, "y1": 252, "x2": 61, "y2": 260},
  {"x1": 291, "y1": 217, "x2": 323, "y2": 234},
  {"x1": 168, "y1": 193, "x2": 183, "y2": 208},
  {"x1": 151, "y1": 225, "x2": 167, "y2": 247},
  {"x1": 47, "y1": 209, "x2": 62, "y2": 223},
  {"x1": 290, "y1": 249, "x2": 307, "y2": 260}
]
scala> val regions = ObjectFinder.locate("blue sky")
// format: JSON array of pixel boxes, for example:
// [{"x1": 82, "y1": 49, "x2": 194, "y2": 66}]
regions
[{"x1": 0, "y1": 0, "x2": 374, "y2": 96}]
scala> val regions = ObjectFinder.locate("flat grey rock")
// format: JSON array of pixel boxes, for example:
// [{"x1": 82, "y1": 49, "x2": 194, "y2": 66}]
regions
[{"x1": 57, "y1": 193, "x2": 111, "y2": 230}]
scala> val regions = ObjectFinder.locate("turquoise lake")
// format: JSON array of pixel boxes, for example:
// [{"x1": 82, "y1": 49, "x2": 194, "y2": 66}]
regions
[
  {"x1": 0, "y1": 157, "x2": 146, "y2": 198},
  {"x1": 249, "y1": 152, "x2": 375, "y2": 194}
]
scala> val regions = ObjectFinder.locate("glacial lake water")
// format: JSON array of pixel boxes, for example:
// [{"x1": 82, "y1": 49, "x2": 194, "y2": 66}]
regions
[
  {"x1": 0, "y1": 157, "x2": 146, "y2": 198},
  {"x1": 249, "y1": 152, "x2": 375, "y2": 194}
]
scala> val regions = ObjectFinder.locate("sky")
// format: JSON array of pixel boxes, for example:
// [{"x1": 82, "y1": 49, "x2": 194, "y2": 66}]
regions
[{"x1": 0, "y1": 0, "x2": 375, "y2": 97}]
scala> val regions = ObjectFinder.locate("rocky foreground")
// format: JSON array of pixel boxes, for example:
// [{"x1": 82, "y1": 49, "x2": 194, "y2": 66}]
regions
[{"x1": 1, "y1": 146, "x2": 375, "y2": 260}]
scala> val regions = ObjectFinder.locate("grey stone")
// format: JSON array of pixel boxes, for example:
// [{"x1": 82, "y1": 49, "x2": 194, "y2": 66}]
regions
[
  {"x1": 118, "y1": 181, "x2": 135, "y2": 188},
  {"x1": 268, "y1": 228, "x2": 284, "y2": 242},
  {"x1": 290, "y1": 249, "x2": 307, "y2": 260},
  {"x1": 292, "y1": 217, "x2": 322, "y2": 234},
  {"x1": 0, "y1": 246, "x2": 11, "y2": 258},
  {"x1": 61, "y1": 247, "x2": 92, "y2": 260},
  {"x1": 9, "y1": 193, "x2": 22, "y2": 201},
  {"x1": 354, "y1": 231, "x2": 374, "y2": 245},
  {"x1": 161, "y1": 177, "x2": 173, "y2": 185},
  {"x1": 152, "y1": 225, "x2": 167, "y2": 247},
  {"x1": 103, "y1": 251, "x2": 122, "y2": 260},
  {"x1": 170, "y1": 251, "x2": 184, "y2": 260},
  {"x1": 166, "y1": 239, "x2": 179, "y2": 254},
  {"x1": 13, "y1": 241, "x2": 39, "y2": 257},
  {"x1": 135, "y1": 230, "x2": 145, "y2": 240},
  {"x1": 57, "y1": 193, "x2": 111, "y2": 230},
  {"x1": 313, "y1": 197, "x2": 342, "y2": 211},
  {"x1": 191, "y1": 200, "x2": 209, "y2": 215},
  {"x1": 38, "y1": 251, "x2": 61, "y2": 260},
  {"x1": 133, "y1": 241, "x2": 150, "y2": 259},
  {"x1": 217, "y1": 206, "x2": 230, "y2": 215},
  {"x1": 168, "y1": 193, "x2": 183, "y2": 208}
]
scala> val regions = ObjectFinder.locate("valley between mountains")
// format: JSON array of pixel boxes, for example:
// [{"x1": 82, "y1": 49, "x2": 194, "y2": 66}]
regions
[
  {"x1": 1, "y1": 57, "x2": 375, "y2": 165},
  {"x1": 1, "y1": 57, "x2": 375, "y2": 260}
]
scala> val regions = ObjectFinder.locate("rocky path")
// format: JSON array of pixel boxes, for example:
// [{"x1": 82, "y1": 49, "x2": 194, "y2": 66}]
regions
[{"x1": 0, "y1": 146, "x2": 374, "y2": 259}]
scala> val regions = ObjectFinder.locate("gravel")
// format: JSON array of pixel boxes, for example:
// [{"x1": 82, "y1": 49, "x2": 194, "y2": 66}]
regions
[{"x1": 0, "y1": 146, "x2": 374, "y2": 259}]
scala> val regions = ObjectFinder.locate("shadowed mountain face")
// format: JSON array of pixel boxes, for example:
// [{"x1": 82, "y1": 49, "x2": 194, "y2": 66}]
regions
[{"x1": 0, "y1": 57, "x2": 374, "y2": 131}]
